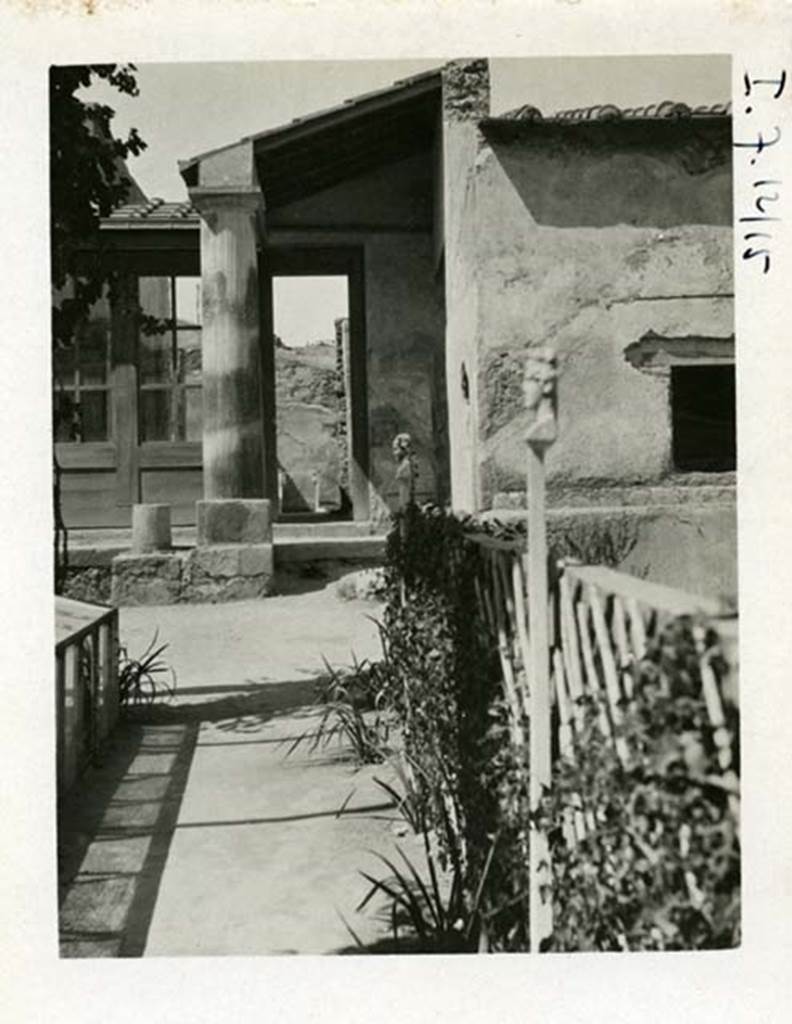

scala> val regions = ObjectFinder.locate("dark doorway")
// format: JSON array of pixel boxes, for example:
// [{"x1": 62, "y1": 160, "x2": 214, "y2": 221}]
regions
[
  {"x1": 271, "y1": 275, "x2": 350, "y2": 518},
  {"x1": 671, "y1": 364, "x2": 736, "y2": 472},
  {"x1": 260, "y1": 248, "x2": 370, "y2": 522}
]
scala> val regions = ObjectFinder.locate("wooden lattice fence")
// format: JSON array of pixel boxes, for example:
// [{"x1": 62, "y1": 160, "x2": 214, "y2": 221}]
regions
[{"x1": 466, "y1": 532, "x2": 739, "y2": 950}]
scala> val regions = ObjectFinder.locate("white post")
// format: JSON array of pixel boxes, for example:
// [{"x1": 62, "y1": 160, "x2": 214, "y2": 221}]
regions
[{"x1": 523, "y1": 347, "x2": 558, "y2": 953}]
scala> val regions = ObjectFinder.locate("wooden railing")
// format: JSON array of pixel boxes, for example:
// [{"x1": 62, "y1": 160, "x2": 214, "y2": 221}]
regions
[{"x1": 55, "y1": 596, "x2": 120, "y2": 796}]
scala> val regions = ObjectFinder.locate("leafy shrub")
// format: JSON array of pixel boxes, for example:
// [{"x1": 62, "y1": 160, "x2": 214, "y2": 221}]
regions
[
  {"x1": 538, "y1": 617, "x2": 740, "y2": 951},
  {"x1": 372, "y1": 504, "x2": 530, "y2": 950},
  {"x1": 352, "y1": 504, "x2": 738, "y2": 953}
]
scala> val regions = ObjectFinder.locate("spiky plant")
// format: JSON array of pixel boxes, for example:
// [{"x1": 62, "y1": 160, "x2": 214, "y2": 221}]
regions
[{"x1": 118, "y1": 631, "x2": 176, "y2": 707}]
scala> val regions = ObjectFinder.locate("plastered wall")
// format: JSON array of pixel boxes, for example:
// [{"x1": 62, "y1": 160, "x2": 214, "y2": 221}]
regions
[{"x1": 464, "y1": 126, "x2": 734, "y2": 506}]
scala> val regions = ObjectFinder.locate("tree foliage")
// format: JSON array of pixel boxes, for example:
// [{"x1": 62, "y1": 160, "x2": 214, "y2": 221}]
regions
[
  {"x1": 50, "y1": 64, "x2": 147, "y2": 593},
  {"x1": 50, "y1": 63, "x2": 146, "y2": 350}
]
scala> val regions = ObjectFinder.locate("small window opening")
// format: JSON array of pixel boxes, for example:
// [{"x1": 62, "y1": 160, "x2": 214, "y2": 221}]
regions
[{"x1": 671, "y1": 365, "x2": 736, "y2": 472}]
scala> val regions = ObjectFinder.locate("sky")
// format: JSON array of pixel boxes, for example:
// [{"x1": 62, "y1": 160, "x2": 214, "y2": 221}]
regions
[
  {"x1": 272, "y1": 276, "x2": 348, "y2": 347},
  {"x1": 83, "y1": 56, "x2": 730, "y2": 346}
]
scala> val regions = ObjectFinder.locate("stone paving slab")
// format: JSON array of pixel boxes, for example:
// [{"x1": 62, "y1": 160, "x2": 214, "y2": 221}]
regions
[
  {"x1": 144, "y1": 707, "x2": 403, "y2": 956},
  {"x1": 119, "y1": 590, "x2": 383, "y2": 693},
  {"x1": 58, "y1": 591, "x2": 413, "y2": 957}
]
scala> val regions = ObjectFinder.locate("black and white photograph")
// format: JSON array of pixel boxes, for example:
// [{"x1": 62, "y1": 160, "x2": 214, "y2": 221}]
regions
[
  {"x1": 52, "y1": 53, "x2": 740, "y2": 957},
  {"x1": 2, "y1": 1, "x2": 791, "y2": 1021}
]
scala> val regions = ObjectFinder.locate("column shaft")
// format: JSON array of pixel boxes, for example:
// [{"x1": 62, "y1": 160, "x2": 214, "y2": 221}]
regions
[{"x1": 198, "y1": 194, "x2": 264, "y2": 499}]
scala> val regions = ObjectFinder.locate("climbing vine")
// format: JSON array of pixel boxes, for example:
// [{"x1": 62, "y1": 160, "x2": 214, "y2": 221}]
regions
[
  {"x1": 538, "y1": 616, "x2": 740, "y2": 951},
  {"x1": 364, "y1": 504, "x2": 739, "y2": 952},
  {"x1": 378, "y1": 504, "x2": 530, "y2": 949}
]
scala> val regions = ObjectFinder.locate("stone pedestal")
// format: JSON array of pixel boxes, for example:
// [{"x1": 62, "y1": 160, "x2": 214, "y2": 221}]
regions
[
  {"x1": 111, "y1": 551, "x2": 185, "y2": 606},
  {"x1": 111, "y1": 503, "x2": 178, "y2": 605},
  {"x1": 110, "y1": 499, "x2": 276, "y2": 606},
  {"x1": 190, "y1": 497, "x2": 275, "y2": 602},
  {"x1": 183, "y1": 543, "x2": 274, "y2": 603},
  {"x1": 131, "y1": 503, "x2": 172, "y2": 553},
  {"x1": 197, "y1": 498, "x2": 272, "y2": 545}
]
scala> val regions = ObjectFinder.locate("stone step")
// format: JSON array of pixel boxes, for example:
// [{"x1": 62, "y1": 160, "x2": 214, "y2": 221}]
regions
[
  {"x1": 274, "y1": 535, "x2": 386, "y2": 564},
  {"x1": 68, "y1": 520, "x2": 382, "y2": 560},
  {"x1": 273, "y1": 520, "x2": 379, "y2": 540}
]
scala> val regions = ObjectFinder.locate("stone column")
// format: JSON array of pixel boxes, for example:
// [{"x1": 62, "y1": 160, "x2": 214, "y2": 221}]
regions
[{"x1": 193, "y1": 190, "x2": 265, "y2": 499}]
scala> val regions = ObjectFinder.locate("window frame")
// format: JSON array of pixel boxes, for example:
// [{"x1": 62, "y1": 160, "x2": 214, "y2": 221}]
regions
[
  {"x1": 53, "y1": 319, "x2": 113, "y2": 445},
  {"x1": 623, "y1": 332, "x2": 736, "y2": 477},
  {"x1": 137, "y1": 274, "x2": 203, "y2": 446}
]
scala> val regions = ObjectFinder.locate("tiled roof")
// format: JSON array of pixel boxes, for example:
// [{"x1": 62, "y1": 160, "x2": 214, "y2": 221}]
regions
[
  {"x1": 501, "y1": 100, "x2": 731, "y2": 123},
  {"x1": 180, "y1": 66, "x2": 443, "y2": 178},
  {"x1": 249, "y1": 67, "x2": 442, "y2": 142},
  {"x1": 102, "y1": 197, "x2": 199, "y2": 228}
]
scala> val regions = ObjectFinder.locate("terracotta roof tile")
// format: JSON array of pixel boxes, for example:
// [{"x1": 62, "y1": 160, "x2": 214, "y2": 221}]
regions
[
  {"x1": 102, "y1": 198, "x2": 199, "y2": 227},
  {"x1": 500, "y1": 100, "x2": 731, "y2": 122}
]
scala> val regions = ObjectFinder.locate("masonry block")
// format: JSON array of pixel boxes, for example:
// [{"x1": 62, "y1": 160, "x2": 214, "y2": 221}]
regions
[
  {"x1": 181, "y1": 575, "x2": 274, "y2": 604},
  {"x1": 131, "y1": 503, "x2": 172, "y2": 553},
  {"x1": 188, "y1": 543, "x2": 274, "y2": 579},
  {"x1": 238, "y1": 544, "x2": 275, "y2": 577},
  {"x1": 181, "y1": 543, "x2": 274, "y2": 603},
  {"x1": 111, "y1": 552, "x2": 185, "y2": 606},
  {"x1": 196, "y1": 499, "x2": 273, "y2": 546}
]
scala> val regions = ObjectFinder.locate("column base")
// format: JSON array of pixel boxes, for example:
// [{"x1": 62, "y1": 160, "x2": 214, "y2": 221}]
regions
[
  {"x1": 110, "y1": 500, "x2": 276, "y2": 606},
  {"x1": 183, "y1": 544, "x2": 274, "y2": 602},
  {"x1": 197, "y1": 498, "x2": 273, "y2": 545}
]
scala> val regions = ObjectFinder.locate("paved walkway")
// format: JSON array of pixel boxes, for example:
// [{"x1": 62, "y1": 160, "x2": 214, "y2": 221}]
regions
[{"x1": 58, "y1": 589, "x2": 415, "y2": 956}]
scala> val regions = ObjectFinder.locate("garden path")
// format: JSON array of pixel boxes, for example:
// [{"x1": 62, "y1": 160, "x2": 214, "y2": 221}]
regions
[{"x1": 58, "y1": 589, "x2": 411, "y2": 956}]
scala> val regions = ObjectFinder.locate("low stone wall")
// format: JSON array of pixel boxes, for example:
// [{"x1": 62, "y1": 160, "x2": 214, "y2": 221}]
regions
[
  {"x1": 492, "y1": 474, "x2": 736, "y2": 510},
  {"x1": 61, "y1": 527, "x2": 388, "y2": 607},
  {"x1": 482, "y1": 499, "x2": 737, "y2": 602},
  {"x1": 110, "y1": 545, "x2": 275, "y2": 606},
  {"x1": 62, "y1": 565, "x2": 113, "y2": 604}
]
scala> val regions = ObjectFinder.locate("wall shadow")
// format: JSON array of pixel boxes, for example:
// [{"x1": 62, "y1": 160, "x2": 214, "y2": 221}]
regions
[
  {"x1": 58, "y1": 719, "x2": 200, "y2": 957},
  {"x1": 57, "y1": 674, "x2": 328, "y2": 958},
  {"x1": 481, "y1": 119, "x2": 733, "y2": 229}
]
